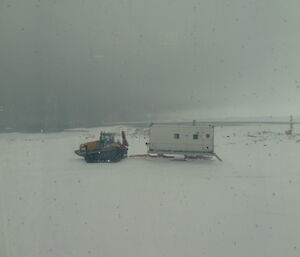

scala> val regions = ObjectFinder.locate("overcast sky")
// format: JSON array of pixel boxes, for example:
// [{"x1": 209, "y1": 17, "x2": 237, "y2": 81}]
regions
[{"x1": 1, "y1": 0, "x2": 300, "y2": 129}]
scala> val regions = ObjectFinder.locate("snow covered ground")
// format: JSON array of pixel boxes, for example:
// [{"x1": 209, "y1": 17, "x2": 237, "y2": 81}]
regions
[{"x1": 0, "y1": 124, "x2": 300, "y2": 257}]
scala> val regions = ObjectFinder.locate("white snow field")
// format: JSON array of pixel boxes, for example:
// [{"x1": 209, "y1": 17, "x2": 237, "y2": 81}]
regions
[{"x1": 0, "y1": 124, "x2": 300, "y2": 257}]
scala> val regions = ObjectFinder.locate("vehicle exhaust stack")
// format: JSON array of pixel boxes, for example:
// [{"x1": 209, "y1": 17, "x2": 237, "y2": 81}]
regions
[{"x1": 122, "y1": 131, "x2": 129, "y2": 147}]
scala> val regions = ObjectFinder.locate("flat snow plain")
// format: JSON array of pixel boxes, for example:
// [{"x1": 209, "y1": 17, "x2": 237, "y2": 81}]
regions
[{"x1": 0, "y1": 124, "x2": 300, "y2": 257}]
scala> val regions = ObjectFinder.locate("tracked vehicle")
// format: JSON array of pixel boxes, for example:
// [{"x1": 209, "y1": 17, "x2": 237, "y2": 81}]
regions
[{"x1": 75, "y1": 131, "x2": 128, "y2": 163}]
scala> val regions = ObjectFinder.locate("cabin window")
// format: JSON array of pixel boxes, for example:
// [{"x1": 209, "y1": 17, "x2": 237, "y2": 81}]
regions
[
  {"x1": 193, "y1": 134, "x2": 198, "y2": 140},
  {"x1": 174, "y1": 133, "x2": 180, "y2": 139}
]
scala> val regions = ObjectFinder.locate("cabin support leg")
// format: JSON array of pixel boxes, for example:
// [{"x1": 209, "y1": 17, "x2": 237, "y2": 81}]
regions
[{"x1": 213, "y1": 153, "x2": 223, "y2": 162}]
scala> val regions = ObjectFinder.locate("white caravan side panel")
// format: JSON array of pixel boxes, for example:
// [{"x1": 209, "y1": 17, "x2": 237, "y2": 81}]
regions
[{"x1": 148, "y1": 125, "x2": 214, "y2": 154}]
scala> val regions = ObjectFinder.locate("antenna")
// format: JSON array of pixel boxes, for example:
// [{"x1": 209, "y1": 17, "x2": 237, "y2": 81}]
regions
[
  {"x1": 290, "y1": 115, "x2": 293, "y2": 133},
  {"x1": 285, "y1": 115, "x2": 293, "y2": 135}
]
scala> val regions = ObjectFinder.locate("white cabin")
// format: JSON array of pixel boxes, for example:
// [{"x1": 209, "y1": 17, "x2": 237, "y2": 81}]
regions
[{"x1": 148, "y1": 124, "x2": 214, "y2": 155}]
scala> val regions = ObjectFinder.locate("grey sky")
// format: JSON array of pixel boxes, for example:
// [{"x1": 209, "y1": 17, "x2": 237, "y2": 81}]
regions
[{"x1": 1, "y1": 0, "x2": 300, "y2": 129}]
